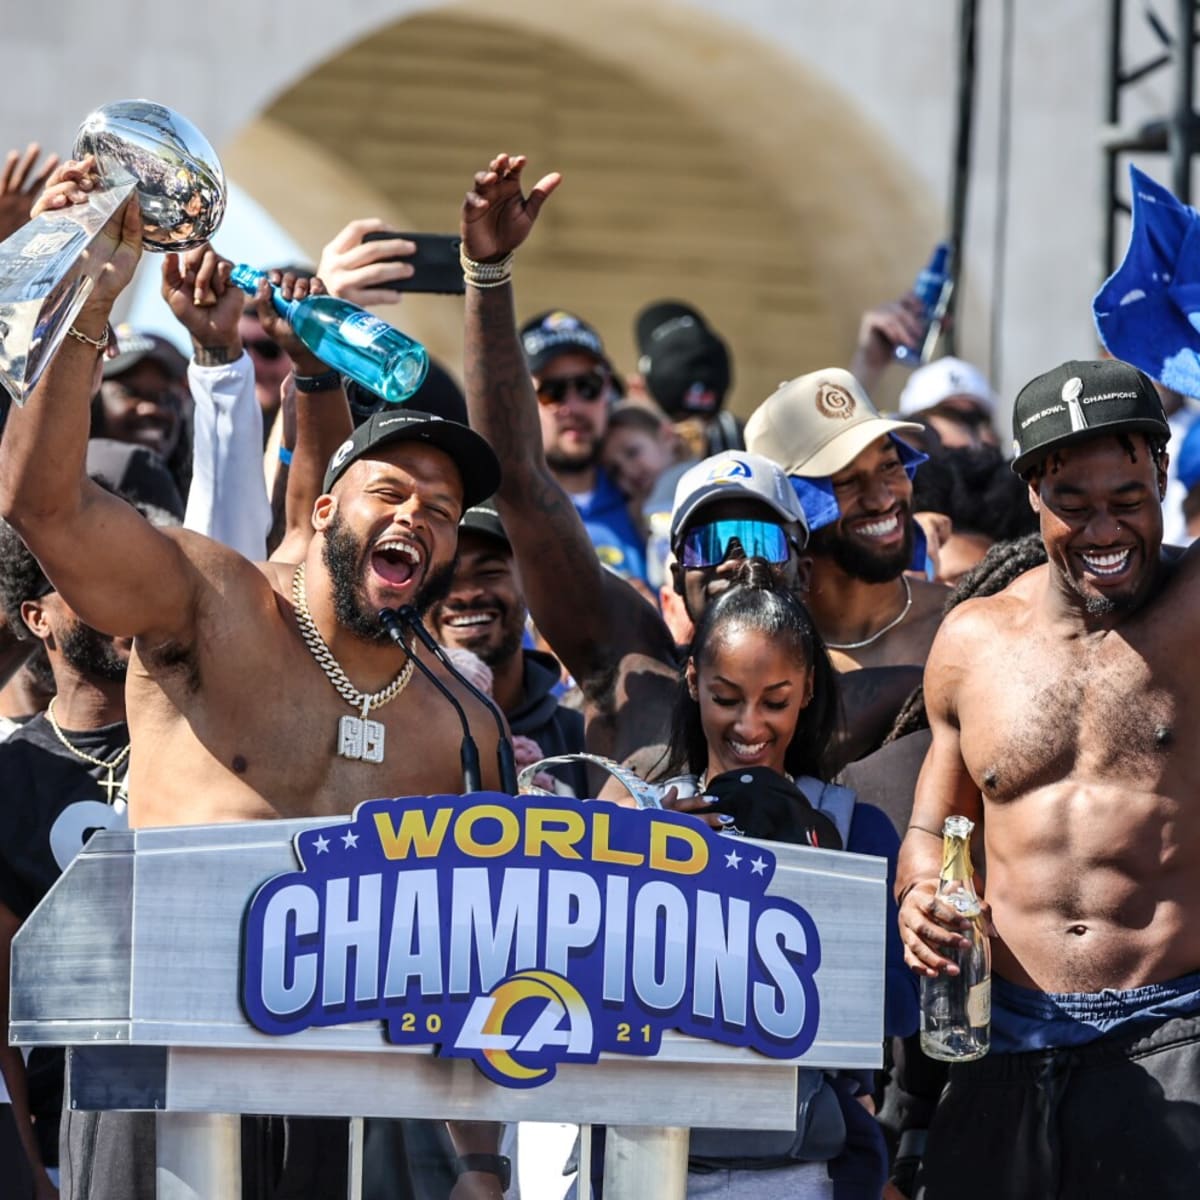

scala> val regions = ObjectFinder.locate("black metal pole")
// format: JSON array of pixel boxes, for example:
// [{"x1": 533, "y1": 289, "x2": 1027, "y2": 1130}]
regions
[
  {"x1": 944, "y1": 0, "x2": 979, "y2": 356},
  {"x1": 1170, "y1": 0, "x2": 1196, "y2": 203},
  {"x1": 1103, "y1": 0, "x2": 1124, "y2": 278}
]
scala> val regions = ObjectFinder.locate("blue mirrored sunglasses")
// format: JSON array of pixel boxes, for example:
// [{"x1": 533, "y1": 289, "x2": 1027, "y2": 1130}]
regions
[{"x1": 677, "y1": 519, "x2": 795, "y2": 569}]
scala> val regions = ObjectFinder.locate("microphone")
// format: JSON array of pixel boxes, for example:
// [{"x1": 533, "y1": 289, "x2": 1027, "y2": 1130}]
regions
[
  {"x1": 378, "y1": 608, "x2": 481, "y2": 793},
  {"x1": 394, "y1": 604, "x2": 519, "y2": 796}
]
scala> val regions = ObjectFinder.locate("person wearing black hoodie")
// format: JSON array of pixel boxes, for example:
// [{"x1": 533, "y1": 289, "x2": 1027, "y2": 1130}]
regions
[{"x1": 429, "y1": 503, "x2": 585, "y2": 790}]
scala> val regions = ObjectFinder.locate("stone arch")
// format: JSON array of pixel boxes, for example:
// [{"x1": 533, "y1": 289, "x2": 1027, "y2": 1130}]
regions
[{"x1": 222, "y1": 0, "x2": 939, "y2": 414}]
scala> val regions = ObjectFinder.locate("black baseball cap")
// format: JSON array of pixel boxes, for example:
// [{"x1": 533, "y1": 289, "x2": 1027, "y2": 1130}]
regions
[
  {"x1": 520, "y1": 310, "x2": 610, "y2": 375},
  {"x1": 703, "y1": 767, "x2": 842, "y2": 850},
  {"x1": 103, "y1": 327, "x2": 188, "y2": 381},
  {"x1": 85, "y1": 439, "x2": 185, "y2": 521},
  {"x1": 635, "y1": 300, "x2": 731, "y2": 417},
  {"x1": 323, "y1": 409, "x2": 501, "y2": 509},
  {"x1": 1010, "y1": 359, "x2": 1170, "y2": 477},
  {"x1": 459, "y1": 502, "x2": 510, "y2": 549}
]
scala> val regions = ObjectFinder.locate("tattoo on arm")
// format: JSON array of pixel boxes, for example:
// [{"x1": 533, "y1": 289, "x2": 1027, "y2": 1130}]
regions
[{"x1": 192, "y1": 345, "x2": 238, "y2": 367}]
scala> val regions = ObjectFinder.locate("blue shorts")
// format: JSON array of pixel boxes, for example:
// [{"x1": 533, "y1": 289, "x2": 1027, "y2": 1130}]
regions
[{"x1": 991, "y1": 968, "x2": 1200, "y2": 1053}]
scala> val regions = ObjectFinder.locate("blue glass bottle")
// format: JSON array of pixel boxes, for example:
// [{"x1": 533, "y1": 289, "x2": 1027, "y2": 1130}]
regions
[
  {"x1": 230, "y1": 265, "x2": 428, "y2": 404},
  {"x1": 894, "y1": 242, "x2": 950, "y2": 367}
]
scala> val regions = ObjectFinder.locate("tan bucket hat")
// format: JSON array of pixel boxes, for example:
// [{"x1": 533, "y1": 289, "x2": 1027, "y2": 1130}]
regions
[{"x1": 745, "y1": 367, "x2": 923, "y2": 478}]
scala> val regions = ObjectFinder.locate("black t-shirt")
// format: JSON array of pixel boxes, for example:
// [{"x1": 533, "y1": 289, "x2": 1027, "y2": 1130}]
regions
[{"x1": 0, "y1": 711, "x2": 130, "y2": 920}]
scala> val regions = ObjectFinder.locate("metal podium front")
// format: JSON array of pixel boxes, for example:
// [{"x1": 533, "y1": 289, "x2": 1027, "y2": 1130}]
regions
[{"x1": 10, "y1": 795, "x2": 888, "y2": 1199}]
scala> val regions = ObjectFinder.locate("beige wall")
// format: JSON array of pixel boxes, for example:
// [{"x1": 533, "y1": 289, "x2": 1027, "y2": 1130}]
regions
[{"x1": 5, "y1": 0, "x2": 1168, "y2": 419}]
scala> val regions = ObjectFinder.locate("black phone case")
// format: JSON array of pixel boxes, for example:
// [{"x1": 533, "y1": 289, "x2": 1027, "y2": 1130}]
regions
[{"x1": 361, "y1": 231, "x2": 465, "y2": 294}]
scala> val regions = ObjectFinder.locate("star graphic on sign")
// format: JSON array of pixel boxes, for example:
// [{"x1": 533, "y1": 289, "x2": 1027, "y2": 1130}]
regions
[
  {"x1": 313, "y1": 835, "x2": 330, "y2": 854},
  {"x1": 724, "y1": 849, "x2": 743, "y2": 869},
  {"x1": 342, "y1": 830, "x2": 359, "y2": 849},
  {"x1": 750, "y1": 857, "x2": 768, "y2": 876}
]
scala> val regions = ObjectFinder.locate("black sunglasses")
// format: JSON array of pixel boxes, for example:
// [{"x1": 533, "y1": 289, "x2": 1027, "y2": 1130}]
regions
[{"x1": 535, "y1": 370, "x2": 609, "y2": 406}]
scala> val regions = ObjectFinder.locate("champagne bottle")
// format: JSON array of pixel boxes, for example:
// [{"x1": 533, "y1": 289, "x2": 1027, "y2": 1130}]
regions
[
  {"x1": 919, "y1": 814, "x2": 991, "y2": 1062},
  {"x1": 230, "y1": 266, "x2": 428, "y2": 405}
]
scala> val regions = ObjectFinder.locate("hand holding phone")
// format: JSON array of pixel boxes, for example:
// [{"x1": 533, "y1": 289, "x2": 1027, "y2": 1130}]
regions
[
  {"x1": 362, "y1": 230, "x2": 464, "y2": 295},
  {"x1": 316, "y1": 217, "x2": 416, "y2": 306}
]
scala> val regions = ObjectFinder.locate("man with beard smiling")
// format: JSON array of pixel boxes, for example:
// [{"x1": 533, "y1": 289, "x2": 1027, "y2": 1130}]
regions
[
  {"x1": 898, "y1": 360, "x2": 1200, "y2": 1200},
  {"x1": 746, "y1": 367, "x2": 948, "y2": 670},
  {"x1": 428, "y1": 502, "x2": 586, "y2": 789}
]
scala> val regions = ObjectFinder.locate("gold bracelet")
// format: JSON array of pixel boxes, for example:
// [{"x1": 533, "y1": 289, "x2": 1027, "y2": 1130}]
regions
[
  {"x1": 66, "y1": 324, "x2": 110, "y2": 350},
  {"x1": 460, "y1": 248, "x2": 513, "y2": 289}
]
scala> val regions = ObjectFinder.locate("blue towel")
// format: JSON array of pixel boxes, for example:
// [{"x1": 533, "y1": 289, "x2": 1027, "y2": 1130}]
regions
[{"x1": 1094, "y1": 164, "x2": 1200, "y2": 395}]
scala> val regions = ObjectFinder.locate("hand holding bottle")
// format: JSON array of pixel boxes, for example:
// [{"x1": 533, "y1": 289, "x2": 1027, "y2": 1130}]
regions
[
  {"x1": 900, "y1": 877, "x2": 980, "y2": 978},
  {"x1": 253, "y1": 271, "x2": 330, "y2": 377}
]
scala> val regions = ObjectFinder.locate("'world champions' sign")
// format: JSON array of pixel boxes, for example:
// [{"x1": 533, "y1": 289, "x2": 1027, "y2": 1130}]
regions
[{"x1": 242, "y1": 794, "x2": 823, "y2": 1088}]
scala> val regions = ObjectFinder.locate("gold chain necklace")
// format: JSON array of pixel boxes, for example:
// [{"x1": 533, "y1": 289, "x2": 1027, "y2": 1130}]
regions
[
  {"x1": 292, "y1": 562, "x2": 415, "y2": 763},
  {"x1": 45, "y1": 696, "x2": 130, "y2": 805},
  {"x1": 825, "y1": 576, "x2": 913, "y2": 651}
]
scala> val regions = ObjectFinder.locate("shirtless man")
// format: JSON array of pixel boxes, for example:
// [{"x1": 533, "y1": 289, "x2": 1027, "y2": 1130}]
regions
[
  {"x1": 0, "y1": 175, "x2": 506, "y2": 1198},
  {"x1": 459, "y1": 154, "x2": 915, "y2": 774},
  {"x1": 746, "y1": 369, "x2": 947, "y2": 670},
  {"x1": 897, "y1": 359, "x2": 1200, "y2": 1200}
]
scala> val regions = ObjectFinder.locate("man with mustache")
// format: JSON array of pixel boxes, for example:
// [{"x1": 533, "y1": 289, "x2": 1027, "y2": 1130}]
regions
[
  {"x1": 899, "y1": 360, "x2": 1200, "y2": 1199},
  {"x1": 1, "y1": 171, "x2": 508, "y2": 1198},
  {"x1": 428, "y1": 502, "x2": 586, "y2": 788},
  {"x1": 746, "y1": 368, "x2": 948, "y2": 669}
]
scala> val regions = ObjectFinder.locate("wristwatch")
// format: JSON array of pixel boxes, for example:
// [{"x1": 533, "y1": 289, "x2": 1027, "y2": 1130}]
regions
[
  {"x1": 293, "y1": 368, "x2": 342, "y2": 394},
  {"x1": 454, "y1": 1153, "x2": 512, "y2": 1191}
]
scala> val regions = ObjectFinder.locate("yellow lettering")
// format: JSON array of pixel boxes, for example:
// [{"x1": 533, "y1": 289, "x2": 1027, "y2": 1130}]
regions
[
  {"x1": 455, "y1": 804, "x2": 520, "y2": 858},
  {"x1": 375, "y1": 807, "x2": 452, "y2": 860},
  {"x1": 524, "y1": 807, "x2": 585, "y2": 860},
  {"x1": 591, "y1": 810, "x2": 644, "y2": 867},
  {"x1": 650, "y1": 822, "x2": 708, "y2": 875}
]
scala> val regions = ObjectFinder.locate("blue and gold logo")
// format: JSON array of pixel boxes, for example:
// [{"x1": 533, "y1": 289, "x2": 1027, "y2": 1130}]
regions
[
  {"x1": 705, "y1": 457, "x2": 753, "y2": 484},
  {"x1": 242, "y1": 795, "x2": 822, "y2": 1088}
]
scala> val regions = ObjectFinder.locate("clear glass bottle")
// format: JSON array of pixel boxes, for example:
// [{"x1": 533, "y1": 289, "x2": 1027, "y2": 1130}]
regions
[
  {"x1": 919, "y1": 814, "x2": 991, "y2": 1062},
  {"x1": 230, "y1": 265, "x2": 428, "y2": 405}
]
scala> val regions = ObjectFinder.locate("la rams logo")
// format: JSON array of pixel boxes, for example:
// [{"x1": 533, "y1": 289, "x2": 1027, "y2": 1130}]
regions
[
  {"x1": 705, "y1": 457, "x2": 752, "y2": 484},
  {"x1": 542, "y1": 311, "x2": 580, "y2": 332},
  {"x1": 453, "y1": 970, "x2": 594, "y2": 1086},
  {"x1": 329, "y1": 438, "x2": 355, "y2": 472},
  {"x1": 815, "y1": 383, "x2": 856, "y2": 421}
]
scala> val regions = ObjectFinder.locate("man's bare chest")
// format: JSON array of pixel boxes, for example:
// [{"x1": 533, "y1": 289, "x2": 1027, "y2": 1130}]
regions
[{"x1": 957, "y1": 634, "x2": 1186, "y2": 801}]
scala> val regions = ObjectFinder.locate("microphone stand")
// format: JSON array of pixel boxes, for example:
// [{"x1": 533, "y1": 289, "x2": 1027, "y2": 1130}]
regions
[
  {"x1": 378, "y1": 608, "x2": 481, "y2": 793},
  {"x1": 395, "y1": 604, "x2": 519, "y2": 796}
]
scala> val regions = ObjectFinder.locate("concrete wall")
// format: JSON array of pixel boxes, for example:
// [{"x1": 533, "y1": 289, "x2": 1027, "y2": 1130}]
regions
[{"x1": 3, "y1": 0, "x2": 1179, "y2": 419}]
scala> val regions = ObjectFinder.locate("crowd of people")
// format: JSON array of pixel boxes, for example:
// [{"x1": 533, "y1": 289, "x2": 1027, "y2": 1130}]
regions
[{"x1": 0, "y1": 130, "x2": 1198, "y2": 1200}]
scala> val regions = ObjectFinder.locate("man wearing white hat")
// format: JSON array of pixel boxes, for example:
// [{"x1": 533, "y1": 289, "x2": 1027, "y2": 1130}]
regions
[
  {"x1": 747, "y1": 368, "x2": 948, "y2": 670},
  {"x1": 897, "y1": 356, "x2": 1000, "y2": 450}
]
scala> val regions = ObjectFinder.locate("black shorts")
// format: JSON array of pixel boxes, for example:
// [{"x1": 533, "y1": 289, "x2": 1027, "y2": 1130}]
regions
[{"x1": 915, "y1": 1011, "x2": 1200, "y2": 1200}]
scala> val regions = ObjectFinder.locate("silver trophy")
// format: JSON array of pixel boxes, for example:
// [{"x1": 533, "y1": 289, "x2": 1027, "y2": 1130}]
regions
[{"x1": 0, "y1": 100, "x2": 226, "y2": 403}]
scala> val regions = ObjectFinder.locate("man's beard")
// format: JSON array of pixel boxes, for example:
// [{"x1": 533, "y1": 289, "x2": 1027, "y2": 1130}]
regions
[
  {"x1": 546, "y1": 440, "x2": 598, "y2": 474},
  {"x1": 60, "y1": 621, "x2": 128, "y2": 684},
  {"x1": 435, "y1": 604, "x2": 526, "y2": 669},
  {"x1": 322, "y1": 512, "x2": 456, "y2": 644},
  {"x1": 809, "y1": 513, "x2": 914, "y2": 584},
  {"x1": 23, "y1": 643, "x2": 56, "y2": 696}
]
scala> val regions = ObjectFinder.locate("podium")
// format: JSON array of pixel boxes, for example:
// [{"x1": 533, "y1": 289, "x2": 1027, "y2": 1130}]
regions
[{"x1": 10, "y1": 805, "x2": 888, "y2": 1199}]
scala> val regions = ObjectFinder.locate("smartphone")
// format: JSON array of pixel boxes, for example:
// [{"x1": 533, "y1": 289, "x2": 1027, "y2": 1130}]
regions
[{"x1": 361, "y1": 231, "x2": 464, "y2": 294}]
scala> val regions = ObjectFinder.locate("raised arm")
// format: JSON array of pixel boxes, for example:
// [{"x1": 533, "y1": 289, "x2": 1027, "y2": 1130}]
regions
[
  {"x1": 163, "y1": 244, "x2": 273, "y2": 559},
  {"x1": 460, "y1": 154, "x2": 675, "y2": 689},
  {"x1": 895, "y1": 606, "x2": 985, "y2": 977},
  {"x1": 254, "y1": 273, "x2": 355, "y2": 565},
  {"x1": 0, "y1": 181, "x2": 202, "y2": 647}
]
